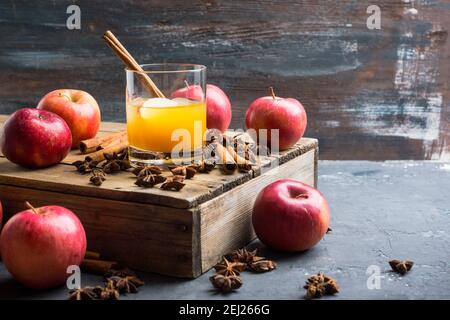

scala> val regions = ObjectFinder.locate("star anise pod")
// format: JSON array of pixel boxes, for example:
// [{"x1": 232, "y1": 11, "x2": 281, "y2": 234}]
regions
[
  {"x1": 227, "y1": 248, "x2": 262, "y2": 264},
  {"x1": 89, "y1": 169, "x2": 106, "y2": 186},
  {"x1": 169, "y1": 165, "x2": 199, "y2": 179},
  {"x1": 214, "y1": 258, "x2": 247, "y2": 276},
  {"x1": 107, "y1": 275, "x2": 145, "y2": 294},
  {"x1": 198, "y1": 160, "x2": 216, "y2": 173},
  {"x1": 68, "y1": 286, "x2": 102, "y2": 300},
  {"x1": 160, "y1": 175, "x2": 186, "y2": 191},
  {"x1": 209, "y1": 274, "x2": 242, "y2": 293},
  {"x1": 132, "y1": 165, "x2": 162, "y2": 177},
  {"x1": 135, "y1": 173, "x2": 166, "y2": 188},
  {"x1": 101, "y1": 152, "x2": 131, "y2": 173},
  {"x1": 116, "y1": 148, "x2": 129, "y2": 160},
  {"x1": 104, "y1": 268, "x2": 137, "y2": 279},
  {"x1": 304, "y1": 272, "x2": 339, "y2": 300},
  {"x1": 72, "y1": 159, "x2": 98, "y2": 173},
  {"x1": 99, "y1": 280, "x2": 120, "y2": 300},
  {"x1": 389, "y1": 260, "x2": 414, "y2": 275},
  {"x1": 248, "y1": 259, "x2": 277, "y2": 273}
]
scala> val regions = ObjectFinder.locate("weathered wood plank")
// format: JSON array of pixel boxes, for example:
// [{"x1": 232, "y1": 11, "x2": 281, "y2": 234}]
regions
[{"x1": 0, "y1": 1, "x2": 448, "y2": 160}]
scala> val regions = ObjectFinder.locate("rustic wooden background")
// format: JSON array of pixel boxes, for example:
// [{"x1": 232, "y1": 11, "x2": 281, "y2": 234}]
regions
[{"x1": 0, "y1": 0, "x2": 448, "y2": 160}]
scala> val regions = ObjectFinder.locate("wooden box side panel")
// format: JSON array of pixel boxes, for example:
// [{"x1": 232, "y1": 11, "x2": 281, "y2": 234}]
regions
[
  {"x1": 0, "y1": 185, "x2": 200, "y2": 278},
  {"x1": 199, "y1": 149, "x2": 316, "y2": 272}
]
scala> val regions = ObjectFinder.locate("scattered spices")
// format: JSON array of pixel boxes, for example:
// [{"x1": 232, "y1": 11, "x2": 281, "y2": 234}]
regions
[
  {"x1": 101, "y1": 152, "x2": 131, "y2": 173},
  {"x1": 72, "y1": 159, "x2": 98, "y2": 173},
  {"x1": 106, "y1": 275, "x2": 145, "y2": 294},
  {"x1": 135, "y1": 173, "x2": 166, "y2": 188},
  {"x1": 132, "y1": 165, "x2": 162, "y2": 177},
  {"x1": 104, "y1": 268, "x2": 137, "y2": 279},
  {"x1": 89, "y1": 169, "x2": 106, "y2": 186},
  {"x1": 161, "y1": 175, "x2": 186, "y2": 191},
  {"x1": 389, "y1": 260, "x2": 414, "y2": 275},
  {"x1": 99, "y1": 280, "x2": 120, "y2": 300},
  {"x1": 214, "y1": 258, "x2": 247, "y2": 276},
  {"x1": 227, "y1": 248, "x2": 276, "y2": 273},
  {"x1": 209, "y1": 274, "x2": 242, "y2": 293},
  {"x1": 198, "y1": 160, "x2": 216, "y2": 173},
  {"x1": 248, "y1": 259, "x2": 277, "y2": 273},
  {"x1": 227, "y1": 248, "x2": 262, "y2": 264},
  {"x1": 303, "y1": 272, "x2": 339, "y2": 300},
  {"x1": 68, "y1": 263, "x2": 145, "y2": 300},
  {"x1": 68, "y1": 286, "x2": 103, "y2": 300},
  {"x1": 169, "y1": 165, "x2": 199, "y2": 179}
]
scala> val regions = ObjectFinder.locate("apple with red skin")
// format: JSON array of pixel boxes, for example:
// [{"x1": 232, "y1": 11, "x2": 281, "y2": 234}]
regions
[
  {"x1": 245, "y1": 88, "x2": 307, "y2": 151},
  {"x1": 37, "y1": 89, "x2": 101, "y2": 148},
  {"x1": 0, "y1": 203, "x2": 86, "y2": 289},
  {"x1": 171, "y1": 84, "x2": 232, "y2": 133},
  {"x1": 252, "y1": 179, "x2": 330, "y2": 252},
  {"x1": 0, "y1": 108, "x2": 72, "y2": 168}
]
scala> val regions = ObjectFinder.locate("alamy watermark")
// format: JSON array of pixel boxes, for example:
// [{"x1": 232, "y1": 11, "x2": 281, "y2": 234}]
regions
[{"x1": 66, "y1": 5, "x2": 81, "y2": 30}]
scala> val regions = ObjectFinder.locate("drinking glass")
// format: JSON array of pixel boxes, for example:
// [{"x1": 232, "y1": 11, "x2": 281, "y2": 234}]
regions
[{"x1": 125, "y1": 63, "x2": 207, "y2": 166}]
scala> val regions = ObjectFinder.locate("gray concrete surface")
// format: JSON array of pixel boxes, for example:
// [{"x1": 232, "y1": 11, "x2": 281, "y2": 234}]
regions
[{"x1": 1, "y1": 161, "x2": 449, "y2": 300}]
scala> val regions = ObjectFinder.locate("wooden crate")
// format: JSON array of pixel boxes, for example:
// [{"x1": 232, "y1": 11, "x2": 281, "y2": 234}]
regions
[{"x1": 0, "y1": 116, "x2": 318, "y2": 278}]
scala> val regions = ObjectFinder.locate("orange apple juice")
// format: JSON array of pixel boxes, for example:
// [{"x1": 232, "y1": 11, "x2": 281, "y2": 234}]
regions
[{"x1": 126, "y1": 97, "x2": 206, "y2": 153}]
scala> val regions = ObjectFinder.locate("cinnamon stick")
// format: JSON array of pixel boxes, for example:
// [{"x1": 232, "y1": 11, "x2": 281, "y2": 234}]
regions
[
  {"x1": 85, "y1": 140, "x2": 128, "y2": 162},
  {"x1": 79, "y1": 131, "x2": 127, "y2": 154},
  {"x1": 213, "y1": 142, "x2": 237, "y2": 174},
  {"x1": 84, "y1": 250, "x2": 101, "y2": 260},
  {"x1": 103, "y1": 31, "x2": 165, "y2": 98},
  {"x1": 81, "y1": 258, "x2": 119, "y2": 275}
]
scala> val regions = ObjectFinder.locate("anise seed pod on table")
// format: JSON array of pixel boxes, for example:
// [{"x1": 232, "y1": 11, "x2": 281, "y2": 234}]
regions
[
  {"x1": 169, "y1": 165, "x2": 199, "y2": 179},
  {"x1": 107, "y1": 275, "x2": 144, "y2": 294},
  {"x1": 389, "y1": 260, "x2": 414, "y2": 275},
  {"x1": 104, "y1": 268, "x2": 137, "y2": 279},
  {"x1": 209, "y1": 274, "x2": 242, "y2": 293},
  {"x1": 214, "y1": 258, "x2": 247, "y2": 277},
  {"x1": 227, "y1": 248, "x2": 262, "y2": 264},
  {"x1": 132, "y1": 165, "x2": 162, "y2": 176},
  {"x1": 68, "y1": 286, "x2": 102, "y2": 300},
  {"x1": 73, "y1": 159, "x2": 98, "y2": 174},
  {"x1": 198, "y1": 160, "x2": 216, "y2": 173},
  {"x1": 160, "y1": 175, "x2": 186, "y2": 191},
  {"x1": 89, "y1": 169, "x2": 106, "y2": 186},
  {"x1": 101, "y1": 152, "x2": 131, "y2": 173},
  {"x1": 303, "y1": 272, "x2": 339, "y2": 300},
  {"x1": 99, "y1": 280, "x2": 120, "y2": 300},
  {"x1": 248, "y1": 259, "x2": 277, "y2": 273},
  {"x1": 135, "y1": 173, "x2": 166, "y2": 188}
]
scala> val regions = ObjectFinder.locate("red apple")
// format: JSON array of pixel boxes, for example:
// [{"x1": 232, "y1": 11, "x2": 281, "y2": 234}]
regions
[
  {"x1": 171, "y1": 84, "x2": 232, "y2": 132},
  {"x1": 37, "y1": 89, "x2": 101, "y2": 148},
  {"x1": 0, "y1": 202, "x2": 86, "y2": 289},
  {"x1": 245, "y1": 88, "x2": 307, "y2": 150},
  {"x1": 0, "y1": 108, "x2": 72, "y2": 168},
  {"x1": 252, "y1": 179, "x2": 330, "y2": 252}
]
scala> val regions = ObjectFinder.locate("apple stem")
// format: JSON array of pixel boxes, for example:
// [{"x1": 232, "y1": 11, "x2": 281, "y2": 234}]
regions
[
  {"x1": 269, "y1": 87, "x2": 276, "y2": 99},
  {"x1": 184, "y1": 80, "x2": 190, "y2": 89},
  {"x1": 25, "y1": 201, "x2": 39, "y2": 214},
  {"x1": 295, "y1": 194, "x2": 308, "y2": 199},
  {"x1": 58, "y1": 92, "x2": 72, "y2": 102}
]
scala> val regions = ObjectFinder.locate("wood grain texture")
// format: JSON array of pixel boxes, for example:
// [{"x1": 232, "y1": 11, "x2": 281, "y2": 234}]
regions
[
  {"x1": 0, "y1": 116, "x2": 318, "y2": 209},
  {"x1": 0, "y1": 1, "x2": 448, "y2": 160}
]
